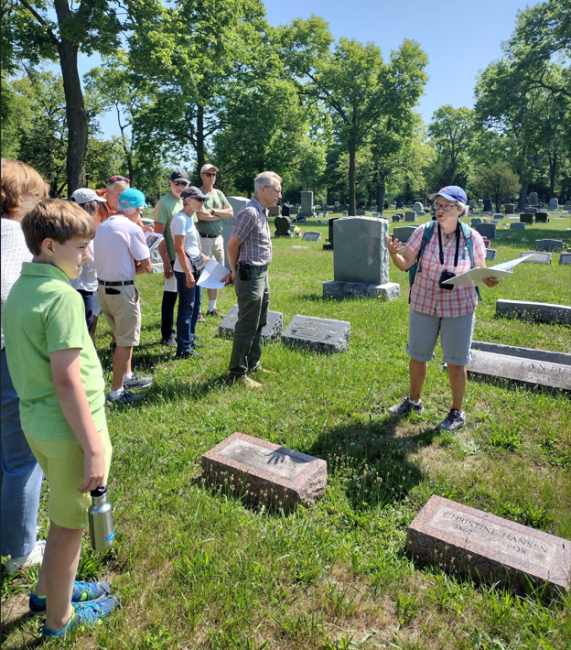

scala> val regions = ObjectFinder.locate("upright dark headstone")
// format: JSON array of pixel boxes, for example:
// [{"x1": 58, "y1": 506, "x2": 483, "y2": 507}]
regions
[
  {"x1": 505, "y1": 204, "x2": 515, "y2": 214},
  {"x1": 520, "y1": 213, "x2": 534, "y2": 224},
  {"x1": 268, "y1": 206, "x2": 281, "y2": 217},
  {"x1": 483, "y1": 198, "x2": 492, "y2": 212},
  {"x1": 535, "y1": 212, "x2": 549, "y2": 223},
  {"x1": 274, "y1": 216, "x2": 291, "y2": 237},
  {"x1": 475, "y1": 223, "x2": 497, "y2": 240},
  {"x1": 281, "y1": 204, "x2": 290, "y2": 217}
]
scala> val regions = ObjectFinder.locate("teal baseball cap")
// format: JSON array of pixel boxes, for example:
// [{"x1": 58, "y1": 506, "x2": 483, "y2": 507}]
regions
[{"x1": 118, "y1": 188, "x2": 147, "y2": 209}]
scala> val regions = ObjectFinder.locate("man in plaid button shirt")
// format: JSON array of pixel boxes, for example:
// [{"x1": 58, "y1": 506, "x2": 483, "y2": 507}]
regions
[{"x1": 226, "y1": 172, "x2": 282, "y2": 388}]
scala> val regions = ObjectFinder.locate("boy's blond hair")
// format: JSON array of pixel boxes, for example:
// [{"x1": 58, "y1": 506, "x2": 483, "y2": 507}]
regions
[
  {"x1": 1, "y1": 159, "x2": 49, "y2": 221},
  {"x1": 22, "y1": 198, "x2": 96, "y2": 256}
]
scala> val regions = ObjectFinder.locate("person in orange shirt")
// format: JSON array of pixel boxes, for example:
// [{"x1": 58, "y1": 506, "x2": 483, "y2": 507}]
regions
[{"x1": 96, "y1": 176, "x2": 152, "y2": 231}]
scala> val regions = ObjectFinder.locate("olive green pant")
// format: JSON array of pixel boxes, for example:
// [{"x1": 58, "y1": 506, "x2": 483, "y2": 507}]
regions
[{"x1": 229, "y1": 269, "x2": 270, "y2": 377}]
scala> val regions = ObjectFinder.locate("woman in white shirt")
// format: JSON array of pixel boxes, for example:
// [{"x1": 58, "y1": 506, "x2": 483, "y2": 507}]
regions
[
  {"x1": 170, "y1": 187, "x2": 210, "y2": 359},
  {"x1": 69, "y1": 188, "x2": 106, "y2": 341}
]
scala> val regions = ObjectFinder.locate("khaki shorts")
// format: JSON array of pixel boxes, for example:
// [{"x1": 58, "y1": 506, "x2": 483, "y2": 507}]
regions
[
  {"x1": 25, "y1": 427, "x2": 112, "y2": 530},
  {"x1": 200, "y1": 235, "x2": 225, "y2": 266},
  {"x1": 98, "y1": 284, "x2": 141, "y2": 347}
]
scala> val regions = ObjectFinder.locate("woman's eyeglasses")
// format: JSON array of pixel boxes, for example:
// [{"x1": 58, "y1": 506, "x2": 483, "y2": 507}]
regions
[
  {"x1": 435, "y1": 202, "x2": 458, "y2": 212},
  {"x1": 108, "y1": 175, "x2": 130, "y2": 184}
]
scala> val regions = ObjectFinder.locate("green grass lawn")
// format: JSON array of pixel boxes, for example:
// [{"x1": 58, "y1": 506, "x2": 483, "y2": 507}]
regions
[{"x1": 2, "y1": 211, "x2": 571, "y2": 649}]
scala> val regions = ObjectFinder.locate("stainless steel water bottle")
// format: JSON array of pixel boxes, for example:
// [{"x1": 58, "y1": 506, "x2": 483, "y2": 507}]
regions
[{"x1": 88, "y1": 486, "x2": 115, "y2": 551}]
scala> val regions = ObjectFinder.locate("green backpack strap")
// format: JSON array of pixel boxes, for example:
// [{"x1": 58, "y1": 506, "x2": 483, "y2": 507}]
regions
[{"x1": 408, "y1": 221, "x2": 436, "y2": 288}]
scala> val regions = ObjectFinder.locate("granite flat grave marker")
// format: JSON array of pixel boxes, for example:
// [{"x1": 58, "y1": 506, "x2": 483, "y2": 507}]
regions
[
  {"x1": 219, "y1": 305, "x2": 283, "y2": 342},
  {"x1": 496, "y1": 299, "x2": 571, "y2": 325},
  {"x1": 302, "y1": 231, "x2": 321, "y2": 242},
  {"x1": 520, "y1": 251, "x2": 552, "y2": 264},
  {"x1": 510, "y1": 222, "x2": 526, "y2": 230},
  {"x1": 282, "y1": 315, "x2": 350, "y2": 353},
  {"x1": 406, "y1": 495, "x2": 570, "y2": 597},
  {"x1": 404, "y1": 211, "x2": 417, "y2": 222},
  {"x1": 202, "y1": 432, "x2": 327, "y2": 511},
  {"x1": 560, "y1": 253, "x2": 571, "y2": 265},
  {"x1": 535, "y1": 239, "x2": 563, "y2": 252},
  {"x1": 493, "y1": 213, "x2": 504, "y2": 219}
]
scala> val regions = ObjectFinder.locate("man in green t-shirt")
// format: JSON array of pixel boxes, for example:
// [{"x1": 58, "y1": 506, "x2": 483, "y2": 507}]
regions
[
  {"x1": 154, "y1": 168, "x2": 196, "y2": 345},
  {"x1": 196, "y1": 164, "x2": 234, "y2": 317}
]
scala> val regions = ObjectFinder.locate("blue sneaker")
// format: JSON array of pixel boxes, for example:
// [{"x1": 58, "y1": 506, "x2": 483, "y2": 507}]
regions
[
  {"x1": 29, "y1": 580, "x2": 110, "y2": 614},
  {"x1": 41, "y1": 594, "x2": 120, "y2": 637}
]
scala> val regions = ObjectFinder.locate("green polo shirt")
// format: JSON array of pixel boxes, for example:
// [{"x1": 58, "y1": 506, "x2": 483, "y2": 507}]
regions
[
  {"x1": 196, "y1": 188, "x2": 230, "y2": 237},
  {"x1": 3, "y1": 263, "x2": 106, "y2": 440},
  {"x1": 154, "y1": 192, "x2": 185, "y2": 261}
]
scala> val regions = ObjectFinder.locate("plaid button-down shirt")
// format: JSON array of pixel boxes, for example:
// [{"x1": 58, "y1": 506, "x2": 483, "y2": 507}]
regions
[
  {"x1": 405, "y1": 223, "x2": 486, "y2": 318},
  {"x1": 232, "y1": 198, "x2": 272, "y2": 267}
]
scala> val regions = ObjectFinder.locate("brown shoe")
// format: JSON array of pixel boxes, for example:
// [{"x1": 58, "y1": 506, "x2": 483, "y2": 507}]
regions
[
  {"x1": 197, "y1": 313, "x2": 206, "y2": 323},
  {"x1": 206, "y1": 308, "x2": 225, "y2": 317},
  {"x1": 227, "y1": 375, "x2": 262, "y2": 389}
]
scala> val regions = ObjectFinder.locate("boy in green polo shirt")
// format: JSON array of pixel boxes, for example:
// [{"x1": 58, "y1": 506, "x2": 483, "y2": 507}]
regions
[{"x1": 3, "y1": 199, "x2": 119, "y2": 637}]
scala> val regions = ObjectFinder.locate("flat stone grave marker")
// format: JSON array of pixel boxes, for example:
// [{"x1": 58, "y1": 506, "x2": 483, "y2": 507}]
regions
[
  {"x1": 404, "y1": 211, "x2": 417, "y2": 222},
  {"x1": 508, "y1": 215, "x2": 520, "y2": 220},
  {"x1": 493, "y1": 213, "x2": 504, "y2": 219},
  {"x1": 302, "y1": 231, "x2": 321, "y2": 242},
  {"x1": 475, "y1": 222, "x2": 496, "y2": 240},
  {"x1": 469, "y1": 341, "x2": 571, "y2": 391},
  {"x1": 282, "y1": 315, "x2": 350, "y2": 353},
  {"x1": 520, "y1": 251, "x2": 552, "y2": 265},
  {"x1": 202, "y1": 432, "x2": 327, "y2": 511},
  {"x1": 560, "y1": 253, "x2": 571, "y2": 265},
  {"x1": 485, "y1": 249, "x2": 497, "y2": 262},
  {"x1": 496, "y1": 299, "x2": 571, "y2": 325},
  {"x1": 407, "y1": 495, "x2": 570, "y2": 597},
  {"x1": 510, "y1": 222, "x2": 526, "y2": 230},
  {"x1": 535, "y1": 239, "x2": 563, "y2": 252},
  {"x1": 393, "y1": 225, "x2": 418, "y2": 243},
  {"x1": 219, "y1": 305, "x2": 283, "y2": 343}
]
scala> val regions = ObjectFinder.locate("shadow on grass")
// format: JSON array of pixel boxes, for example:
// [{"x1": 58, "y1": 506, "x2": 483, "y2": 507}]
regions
[{"x1": 0, "y1": 614, "x2": 42, "y2": 649}]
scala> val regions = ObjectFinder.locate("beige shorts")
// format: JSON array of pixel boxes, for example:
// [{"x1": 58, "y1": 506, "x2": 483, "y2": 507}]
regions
[
  {"x1": 26, "y1": 427, "x2": 112, "y2": 530},
  {"x1": 97, "y1": 284, "x2": 141, "y2": 347},
  {"x1": 200, "y1": 235, "x2": 225, "y2": 265}
]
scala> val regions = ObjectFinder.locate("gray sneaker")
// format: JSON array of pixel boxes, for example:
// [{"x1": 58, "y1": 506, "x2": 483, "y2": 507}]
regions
[
  {"x1": 123, "y1": 373, "x2": 153, "y2": 390},
  {"x1": 438, "y1": 409, "x2": 466, "y2": 431},
  {"x1": 387, "y1": 397, "x2": 424, "y2": 416},
  {"x1": 161, "y1": 336, "x2": 177, "y2": 348},
  {"x1": 106, "y1": 390, "x2": 146, "y2": 405}
]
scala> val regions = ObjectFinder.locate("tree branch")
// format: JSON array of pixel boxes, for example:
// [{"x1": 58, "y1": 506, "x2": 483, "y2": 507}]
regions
[{"x1": 17, "y1": 0, "x2": 59, "y2": 46}]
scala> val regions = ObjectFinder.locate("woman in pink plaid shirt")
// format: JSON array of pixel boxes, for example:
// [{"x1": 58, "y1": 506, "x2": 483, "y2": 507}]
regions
[{"x1": 385, "y1": 186, "x2": 500, "y2": 432}]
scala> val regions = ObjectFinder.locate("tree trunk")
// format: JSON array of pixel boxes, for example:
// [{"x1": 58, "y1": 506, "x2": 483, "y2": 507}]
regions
[
  {"x1": 196, "y1": 104, "x2": 205, "y2": 172},
  {"x1": 54, "y1": 0, "x2": 88, "y2": 194},
  {"x1": 548, "y1": 152, "x2": 557, "y2": 198},
  {"x1": 348, "y1": 143, "x2": 356, "y2": 215},
  {"x1": 518, "y1": 178, "x2": 530, "y2": 212},
  {"x1": 376, "y1": 184, "x2": 385, "y2": 215}
]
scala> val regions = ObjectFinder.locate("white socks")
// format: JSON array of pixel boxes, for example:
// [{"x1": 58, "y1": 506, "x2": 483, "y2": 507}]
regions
[
  {"x1": 124, "y1": 372, "x2": 133, "y2": 382},
  {"x1": 208, "y1": 300, "x2": 217, "y2": 311},
  {"x1": 109, "y1": 387, "x2": 125, "y2": 399}
]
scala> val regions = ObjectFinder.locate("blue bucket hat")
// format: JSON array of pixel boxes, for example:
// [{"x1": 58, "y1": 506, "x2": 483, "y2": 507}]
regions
[
  {"x1": 118, "y1": 188, "x2": 147, "y2": 209},
  {"x1": 429, "y1": 186, "x2": 467, "y2": 204}
]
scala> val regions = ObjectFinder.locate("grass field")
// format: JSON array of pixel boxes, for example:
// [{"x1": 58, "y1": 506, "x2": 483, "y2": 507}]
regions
[{"x1": 2, "y1": 210, "x2": 571, "y2": 649}]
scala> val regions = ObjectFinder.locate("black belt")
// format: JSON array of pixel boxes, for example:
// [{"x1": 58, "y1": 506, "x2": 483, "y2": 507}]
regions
[
  {"x1": 239, "y1": 263, "x2": 269, "y2": 272},
  {"x1": 98, "y1": 280, "x2": 134, "y2": 286},
  {"x1": 198, "y1": 233, "x2": 221, "y2": 239}
]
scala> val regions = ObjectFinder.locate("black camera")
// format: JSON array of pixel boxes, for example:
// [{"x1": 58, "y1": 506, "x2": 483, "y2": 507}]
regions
[{"x1": 439, "y1": 270, "x2": 456, "y2": 290}]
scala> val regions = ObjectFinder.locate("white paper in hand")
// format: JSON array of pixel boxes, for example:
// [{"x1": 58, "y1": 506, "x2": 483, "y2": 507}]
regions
[
  {"x1": 197, "y1": 258, "x2": 229, "y2": 290},
  {"x1": 441, "y1": 255, "x2": 534, "y2": 288}
]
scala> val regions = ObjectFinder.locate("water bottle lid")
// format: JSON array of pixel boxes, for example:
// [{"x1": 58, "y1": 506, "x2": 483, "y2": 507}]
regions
[{"x1": 90, "y1": 485, "x2": 107, "y2": 497}]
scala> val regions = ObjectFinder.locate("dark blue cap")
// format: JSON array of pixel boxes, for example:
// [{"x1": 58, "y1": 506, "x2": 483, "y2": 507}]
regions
[{"x1": 429, "y1": 186, "x2": 467, "y2": 204}]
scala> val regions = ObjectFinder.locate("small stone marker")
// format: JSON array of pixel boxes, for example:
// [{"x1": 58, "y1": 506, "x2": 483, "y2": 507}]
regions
[
  {"x1": 535, "y1": 239, "x2": 563, "y2": 252},
  {"x1": 412, "y1": 201, "x2": 425, "y2": 215},
  {"x1": 493, "y1": 213, "x2": 504, "y2": 219},
  {"x1": 560, "y1": 253, "x2": 571, "y2": 265},
  {"x1": 404, "y1": 211, "x2": 417, "y2": 222},
  {"x1": 529, "y1": 191, "x2": 539, "y2": 206},
  {"x1": 282, "y1": 315, "x2": 350, "y2": 353},
  {"x1": 356, "y1": 208, "x2": 366, "y2": 216},
  {"x1": 302, "y1": 231, "x2": 321, "y2": 241},
  {"x1": 475, "y1": 222, "x2": 496, "y2": 240},
  {"x1": 485, "y1": 249, "x2": 497, "y2": 262},
  {"x1": 505, "y1": 203, "x2": 515, "y2": 214},
  {"x1": 219, "y1": 305, "x2": 283, "y2": 342},
  {"x1": 520, "y1": 251, "x2": 552, "y2": 264},
  {"x1": 549, "y1": 198, "x2": 559, "y2": 211},
  {"x1": 407, "y1": 495, "x2": 571, "y2": 597},
  {"x1": 343, "y1": 210, "x2": 349, "y2": 216},
  {"x1": 393, "y1": 225, "x2": 418, "y2": 243},
  {"x1": 471, "y1": 218, "x2": 482, "y2": 227},
  {"x1": 202, "y1": 432, "x2": 327, "y2": 511},
  {"x1": 468, "y1": 342, "x2": 571, "y2": 391},
  {"x1": 268, "y1": 206, "x2": 281, "y2": 217},
  {"x1": 525, "y1": 206, "x2": 538, "y2": 215},
  {"x1": 496, "y1": 299, "x2": 571, "y2": 325},
  {"x1": 520, "y1": 213, "x2": 534, "y2": 224},
  {"x1": 510, "y1": 222, "x2": 526, "y2": 230}
]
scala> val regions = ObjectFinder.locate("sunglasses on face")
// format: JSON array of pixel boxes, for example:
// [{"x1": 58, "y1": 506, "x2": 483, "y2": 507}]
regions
[
  {"x1": 108, "y1": 175, "x2": 130, "y2": 184},
  {"x1": 203, "y1": 172, "x2": 217, "y2": 177},
  {"x1": 173, "y1": 180, "x2": 189, "y2": 187}
]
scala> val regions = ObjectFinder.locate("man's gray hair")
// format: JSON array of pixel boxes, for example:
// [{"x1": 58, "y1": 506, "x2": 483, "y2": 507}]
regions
[
  {"x1": 254, "y1": 171, "x2": 282, "y2": 194},
  {"x1": 119, "y1": 206, "x2": 139, "y2": 217}
]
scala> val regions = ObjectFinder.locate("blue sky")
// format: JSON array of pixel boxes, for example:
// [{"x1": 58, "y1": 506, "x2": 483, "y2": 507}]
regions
[{"x1": 75, "y1": 0, "x2": 529, "y2": 138}]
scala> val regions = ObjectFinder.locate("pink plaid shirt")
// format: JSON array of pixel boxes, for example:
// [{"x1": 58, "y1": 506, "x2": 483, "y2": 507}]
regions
[
  {"x1": 405, "y1": 223, "x2": 486, "y2": 318},
  {"x1": 232, "y1": 198, "x2": 272, "y2": 267}
]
